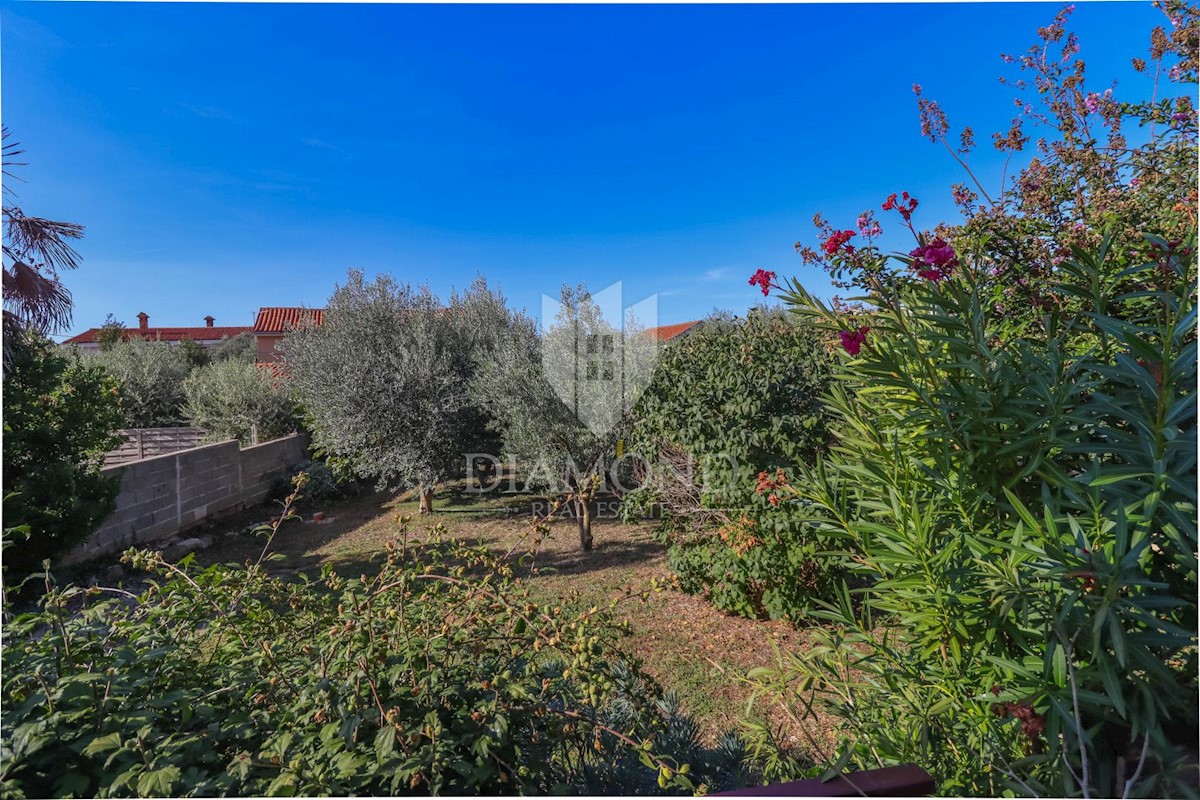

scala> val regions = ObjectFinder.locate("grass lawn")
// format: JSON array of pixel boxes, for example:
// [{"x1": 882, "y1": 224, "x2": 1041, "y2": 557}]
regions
[{"x1": 195, "y1": 481, "x2": 838, "y2": 757}]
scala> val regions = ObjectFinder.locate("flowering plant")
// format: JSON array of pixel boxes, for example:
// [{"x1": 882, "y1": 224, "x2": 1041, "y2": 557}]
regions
[{"x1": 739, "y1": 5, "x2": 1199, "y2": 795}]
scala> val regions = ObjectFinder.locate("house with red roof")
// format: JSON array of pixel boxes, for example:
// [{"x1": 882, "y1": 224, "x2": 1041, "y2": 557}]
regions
[
  {"x1": 63, "y1": 312, "x2": 252, "y2": 351},
  {"x1": 644, "y1": 320, "x2": 702, "y2": 343},
  {"x1": 252, "y1": 307, "x2": 324, "y2": 364},
  {"x1": 68, "y1": 306, "x2": 701, "y2": 367}
]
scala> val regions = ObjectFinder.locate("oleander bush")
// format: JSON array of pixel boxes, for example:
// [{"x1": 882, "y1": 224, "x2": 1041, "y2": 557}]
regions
[
  {"x1": 1, "y1": 486, "x2": 746, "y2": 797},
  {"x1": 738, "y1": 6, "x2": 1197, "y2": 794},
  {"x1": 753, "y1": 228, "x2": 1197, "y2": 796}
]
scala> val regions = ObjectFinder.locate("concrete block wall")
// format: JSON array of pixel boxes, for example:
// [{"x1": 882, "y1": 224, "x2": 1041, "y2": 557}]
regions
[
  {"x1": 177, "y1": 441, "x2": 241, "y2": 528},
  {"x1": 67, "y1": 433, "x2": 307, "y2": 564},
  {"x1": 241, "y1": 435, "x2": 308, "y2": 506}
]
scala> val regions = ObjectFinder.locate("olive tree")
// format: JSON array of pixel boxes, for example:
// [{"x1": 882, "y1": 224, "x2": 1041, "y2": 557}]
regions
[
  {"x1": 208, "y1": 331, "x2": 257, "y2": 363},
  {"x1": 81, "y1": 338, "x2": 192, "y2": 428},
  {"x1": 475, "y1": 284, "x2": 657, "y2": 551},
  {"x1": 283, "y1": 270, "x2": 516, "y2": 512},
  {"x1": 183, "y1": 359, "x2": 298, "y2": 446}
]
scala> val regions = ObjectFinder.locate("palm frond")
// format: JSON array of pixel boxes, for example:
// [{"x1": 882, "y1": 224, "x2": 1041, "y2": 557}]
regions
[
  {"x1": 3, "y1": 207, "x2": 84, "y2": 275},
  {"x1": 2, "y1": 125, "x2": 28, "y2": 195},
  {"x1": 3, "y1": 258, "x2": 73, "y2": 334}
]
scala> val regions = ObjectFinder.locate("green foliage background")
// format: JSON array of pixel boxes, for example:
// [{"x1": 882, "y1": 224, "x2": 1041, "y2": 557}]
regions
[
  {"x1": 183, "y1": 359, "x2": 298, "y2": 446},
  {"x1": 1, "y1": 508, "x2": 746, "y2": 797},
  {"x1": 2, "y1": 336, "x2": 124, "y2": 578},
  {"x1": 626, "y1": 310, "x2": 836, "y2": 621}
]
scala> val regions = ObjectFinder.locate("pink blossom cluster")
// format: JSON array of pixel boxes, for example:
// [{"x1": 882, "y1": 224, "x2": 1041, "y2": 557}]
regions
[
  {"x1": 748, "y1": 268, "x2": 776, "y2": 296},
  {"x1": 909, "y1": 238, "x2": 958, "y2": 282},
  {"x1": 856, "y1": 211, "x2": 883, "y2": 239},
  {"x1": 838, "y1": 326, "x2": 870, "y2": 356}
]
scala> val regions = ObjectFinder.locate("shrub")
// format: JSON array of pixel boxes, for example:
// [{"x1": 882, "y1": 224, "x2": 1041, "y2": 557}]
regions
[
  {"x1": 183, "y1": 358, "x2": 298, "y2": 446},
  {"x1": 737, "y1": 11, "x2": 1198, "y2": 793},
  {"x1": 285, "y1": 272, "x2": 516, "y2": 513},
  {"x1": 276, "y1": 458, "x2": 366, "y2": 506},
  {"x1": 1, "y1": 490, "x2": 743, "y2": 796},
  {"x1": 176, "y1": 338, "x2": 210, "y2": 370},
  {"x1": 626, "y1": 310, "x2": 835, "y2": 621},
  {"x1": 1, "y1": 336, "x2": 124, "y2": 578},
  {"x1": 82, "y1": 339, "x2": 192, "y2": 428},
  {"x1": 208, "y1": 331, "x2": 257, "y2": 363},
  {"x1": 887, "y1": 3, "x2": 1197, "y2": 339},
  {"x1": 749, "y1": 218, "x2": 1197, "y2": 796}
]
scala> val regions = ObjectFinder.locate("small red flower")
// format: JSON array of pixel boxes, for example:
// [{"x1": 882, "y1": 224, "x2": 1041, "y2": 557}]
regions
[
  {"x1": 748, "y1": 268, "x2": 777, "y2": 296},
  {"x1": 822, "y1": 230, "x2": 856, "y2": 255},
  {"x1": 882, "y1": 191, "x2": 919, "y2": 221},
  {"x1": 768, "y1": 493, "x2": 780, "y2": 508}
]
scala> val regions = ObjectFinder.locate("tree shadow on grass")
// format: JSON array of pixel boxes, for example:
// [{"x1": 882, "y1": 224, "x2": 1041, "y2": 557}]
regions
[
  {"x1": 199, "y1": 488, "x2": 665, "y2": 590},
  {"x1": 197, "y1": 491, "x2": 403, "y2": 571},
  {"x1": 521, "y1": 531, "x2": 665, "y2": 580}
]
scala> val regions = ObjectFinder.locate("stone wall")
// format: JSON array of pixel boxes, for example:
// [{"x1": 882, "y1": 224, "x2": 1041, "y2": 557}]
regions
[{"x1": 67, "y1": 433, "x2": 307, "y2": 563}]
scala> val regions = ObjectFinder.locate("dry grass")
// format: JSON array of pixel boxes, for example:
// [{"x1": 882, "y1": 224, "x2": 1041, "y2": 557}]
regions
[{"x1": 196, "y1": 483, "x2": 840, "y2": 754}]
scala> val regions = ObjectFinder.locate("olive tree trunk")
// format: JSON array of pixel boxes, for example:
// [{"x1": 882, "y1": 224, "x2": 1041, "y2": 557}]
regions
[
  {"x1": 418, "y1": 483, "x2": 435, "y2": 514},
  {"x1": 574, "y1": 490, "x2": 594, "y2": 552}
]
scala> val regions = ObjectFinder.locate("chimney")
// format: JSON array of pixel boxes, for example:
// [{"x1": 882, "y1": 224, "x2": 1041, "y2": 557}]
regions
[
  {"x1": 137, "y1": 312, "x2": 149, "y2": 331},
  {"x1": 204, "y1": 315, "x2": 215, "y2": 328}
]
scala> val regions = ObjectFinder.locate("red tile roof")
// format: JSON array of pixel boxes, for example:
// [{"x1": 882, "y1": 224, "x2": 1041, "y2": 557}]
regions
[
  {"x1": 253, "y1": 307, "x2": 324, "y2": 333},
  {"x1": 645, "y1": 320, "x2": 702, "y2": 342},
  {"x1": 64, "y1": 326, "x2": 251, "y2": 345},
  {"x1": 255, "y1": 361, "x2": 290, "y2": 381}
]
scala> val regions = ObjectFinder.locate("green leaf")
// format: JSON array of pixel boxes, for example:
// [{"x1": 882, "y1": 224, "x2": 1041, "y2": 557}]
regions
[
  {"x1": 80, "y1": 732, "x2": 123, "y2": 757},
  {"x1": 373, "y1": 726, "x2": 396, "y2": 762},
  {"x1": 136, "y1": 765, "x2": 181, "y2": 797}
]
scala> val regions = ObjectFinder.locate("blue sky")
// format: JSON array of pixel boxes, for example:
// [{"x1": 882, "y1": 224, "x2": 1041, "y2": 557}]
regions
[{"x1": 1, "y1": 1, "x2": 1167, "y2": 337}]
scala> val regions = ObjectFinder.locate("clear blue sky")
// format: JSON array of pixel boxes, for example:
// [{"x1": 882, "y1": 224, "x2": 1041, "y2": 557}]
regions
[{"x1": 1, "y1": 1, "x2": 1166, "y2": 337}]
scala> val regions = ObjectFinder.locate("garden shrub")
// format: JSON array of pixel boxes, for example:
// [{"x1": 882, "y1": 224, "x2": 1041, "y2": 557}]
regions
[
  {"x1": 183, "y1": 358, "x2": 298, "y2": 446},
  {"x1": 737, "y1": 8, "x2": 1198, "y2": 794},
  {"x1": 753, "y1": 228, "x2": 1197, "y2": 797},
  {"x1": 82, "y1": 338, "x2": 193, "y2": 428},
  {"x1": 207, "y1": 331, "x2": 257, "y2": 363},
  {"x1": 0, "y1": 490, "x2": 744, "y2": 796},
  {"x1": 1, "y1": 335, "x2": 124, "y2": 579},
  {"x1": 275, "y1": 458, "x2": 367, "y2": 506},
  {"x1": 626, "y1": 310, "x2": 835, "y2": 621}
]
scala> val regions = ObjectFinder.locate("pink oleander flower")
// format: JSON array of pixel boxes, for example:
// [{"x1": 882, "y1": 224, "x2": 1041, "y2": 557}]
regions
[
  {"x1": 1084, "y1": 92, "x2": 1100, "y2": 114},
  {"x1": 910, "y1": 237, "x2": 958, "y2": 282},
  {"x1": 838, "y1": 326, "x2": 870, "y2": 356},
  {"x1": 748, "y1": 268, "x2": 776, "y2": 296}
]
